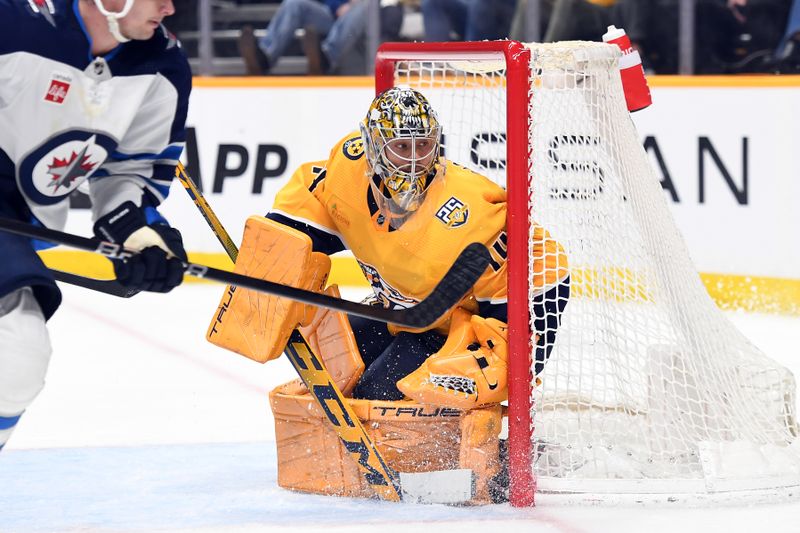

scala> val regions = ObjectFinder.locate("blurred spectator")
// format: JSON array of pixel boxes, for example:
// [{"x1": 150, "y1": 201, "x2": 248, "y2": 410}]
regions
[
  {"x1": 646, "y1": 0, "x2": 789, "y2": 74},
  {"x1": 544, "y1": 0, "x2": 648, "y2": 51},
  {"x1": 421, "y1": 0, "x2": 517, "y2": 41},
  {"x1": 772, "y1": 0, "x2": 800, "y2": 72},
  {"x1": 239, "y1": 0, "x2": 403, "y2": 75},
  {"x1": 542, "y1": 0, "x2": 788, "y2": 74},
  {"x1": 509, "y1": 0, "x2": 554, "y2": 42},
  {"x1": 169, "y1": 0, "x2": 198, "y2": 35}
]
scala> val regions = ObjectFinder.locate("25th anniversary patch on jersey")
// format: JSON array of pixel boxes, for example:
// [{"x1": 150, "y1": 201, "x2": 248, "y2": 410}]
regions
[
  {"x1": 436, "y1": 196, "x2": 469, "y2": 228},
  {"x1": 342, "y1": 136, "x2": 365, "y2": 160}
]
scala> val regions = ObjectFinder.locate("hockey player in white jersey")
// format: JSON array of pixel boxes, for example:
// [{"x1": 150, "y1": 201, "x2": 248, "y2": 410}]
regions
[{"x1": 0, "y1": 0, "x2": 191, "y2": 450}]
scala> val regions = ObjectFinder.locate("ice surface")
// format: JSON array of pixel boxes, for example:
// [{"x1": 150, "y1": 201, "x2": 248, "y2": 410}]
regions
[{"x1": 2, "y1": 284, "x2": 799, "y2": 533}]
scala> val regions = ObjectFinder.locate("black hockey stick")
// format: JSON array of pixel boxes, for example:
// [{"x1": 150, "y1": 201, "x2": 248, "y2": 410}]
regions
[
  {"x1": 0, "y1": 216, "x2": 490, "y2": 329},
  {"x1": 49, "y1": 268, "x2": 139, "y2": 298}
]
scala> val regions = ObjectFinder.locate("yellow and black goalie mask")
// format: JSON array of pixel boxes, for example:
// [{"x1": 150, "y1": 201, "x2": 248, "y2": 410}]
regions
[{"x1": 360, "y1": 87, "x2": 443, "y2": 218}]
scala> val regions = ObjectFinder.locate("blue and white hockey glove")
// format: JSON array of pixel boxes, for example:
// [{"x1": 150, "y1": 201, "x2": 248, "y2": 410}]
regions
[{"x1": 93, "y1": 201, "x2": 187, "y2": 293}]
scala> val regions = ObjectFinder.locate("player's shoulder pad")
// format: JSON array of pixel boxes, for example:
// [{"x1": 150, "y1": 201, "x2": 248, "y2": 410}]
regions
[
  {"x1": 445, "y1": 161, "x2": 506, "y2": 201},
  {"x1": 318, "y1": 133, "x2": 367, "y2": 192},
  {"x1": 0, "y1": 0, "x2": 67, "y2": 43},
  {"x1": 293, "y1": 160, "x2": 328, "y2": 185},
  {"x1": 296, "y1": 159, "x2": 328, "y2": 174},
  {"x1": 125, "y1": 24, "x2": 192, "y2": 96},
  {"x1": 6, "y1": 0, "x2": 56, "y2": 20}
]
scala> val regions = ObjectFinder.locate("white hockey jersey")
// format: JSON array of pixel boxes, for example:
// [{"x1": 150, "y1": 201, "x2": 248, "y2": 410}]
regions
[{"x1": 0, "y1": 0, "x2": 192, "y2": 230}]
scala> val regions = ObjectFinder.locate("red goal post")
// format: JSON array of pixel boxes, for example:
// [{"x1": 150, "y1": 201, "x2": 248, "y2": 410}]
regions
[{"x1": 376, "y1": 41, "x2": 537, "y2": 506}]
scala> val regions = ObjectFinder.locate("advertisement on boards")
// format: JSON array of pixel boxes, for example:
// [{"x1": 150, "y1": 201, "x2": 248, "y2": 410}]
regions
[{"x1": 59, "y1": 80, "x2": 799, "y2": 310}]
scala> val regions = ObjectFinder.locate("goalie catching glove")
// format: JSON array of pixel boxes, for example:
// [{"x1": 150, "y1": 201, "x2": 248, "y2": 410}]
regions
[
  {"x1": 93, "y1": 201, "x2": 187, "y2": 293},
  {"x1": 397, "y1": 308, "x2": 509, "y2": 409}
]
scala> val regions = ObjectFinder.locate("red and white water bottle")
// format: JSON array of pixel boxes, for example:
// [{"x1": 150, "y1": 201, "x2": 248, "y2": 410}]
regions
[{"x1": 602, "y1": 25, "x2": 652, "y2": 112}]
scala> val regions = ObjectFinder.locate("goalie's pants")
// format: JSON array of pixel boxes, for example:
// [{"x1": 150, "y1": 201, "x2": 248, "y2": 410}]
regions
[{"x1": 349, "y1": 316, "x2": 446, "y2": 401}]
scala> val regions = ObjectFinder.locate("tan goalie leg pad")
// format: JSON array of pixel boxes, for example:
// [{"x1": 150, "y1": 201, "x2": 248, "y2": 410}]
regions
[
  {"x1": 206, "y1": 216, "x2": 331, "y2": 363},
  {"x1": 298, "y1": 284, "x2": 365, "y2": 396},
  {"x1": 459, "y1": 405, "x2": 503, "y2": 503},
  {"x1": 270, "y1": 381, "x2": 502, "y2": 504}
]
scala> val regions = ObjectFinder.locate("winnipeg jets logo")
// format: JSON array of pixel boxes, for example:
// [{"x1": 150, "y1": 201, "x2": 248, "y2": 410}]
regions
[
  {"x1": 20, "y1": 133, "x2": 112, "y2": 205},
  {"x1": 46, "y1": 141, "x2": 99, "y2": 193},
  {"x1": 28, "y1": 0, "x2": 56, "y2": 27}
]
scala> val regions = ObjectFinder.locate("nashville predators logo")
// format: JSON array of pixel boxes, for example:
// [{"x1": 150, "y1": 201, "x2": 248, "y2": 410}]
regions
[
  {"x1": 358, "y1": 261, "x2": 418, "y2": 309},
  {"x1": 343, "y1": 136, "x2": 365, "y2": 160},
  {"x1": 436, "y1": 197, "x2": 469, "y2": 228}
]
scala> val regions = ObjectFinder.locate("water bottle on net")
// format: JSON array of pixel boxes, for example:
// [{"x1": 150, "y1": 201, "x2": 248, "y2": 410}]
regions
[{"x1": 602, "y1": 25, "x2": 652, "y2": 112}]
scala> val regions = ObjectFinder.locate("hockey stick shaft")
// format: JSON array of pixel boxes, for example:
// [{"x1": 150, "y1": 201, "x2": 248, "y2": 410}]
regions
[
  {"x1": 0, "y1": 216, "x2": 488, "y2": 329},
  {"x1": 176, "y1": 163, "x2": 239, "y2": 262},
  {"x1": 49, "y1": 268, "x2": 139, "y2": 298},
  {"x1": 174, "y1": 163, "x2": 402, "y2": 500},
  {"x1": 41, "y1": 163, "x2": 228, "y2": 300}
]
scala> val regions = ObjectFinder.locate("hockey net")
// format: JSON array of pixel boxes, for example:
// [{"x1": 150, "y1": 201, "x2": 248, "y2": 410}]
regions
[{"x1": 374, "y1": 41, "x2": 800, "y2": 506}]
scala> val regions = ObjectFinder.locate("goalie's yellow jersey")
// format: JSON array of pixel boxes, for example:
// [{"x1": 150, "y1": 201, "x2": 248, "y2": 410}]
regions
[{"x1": 270, "y1": 132, "x2": 567, "y2": 325}]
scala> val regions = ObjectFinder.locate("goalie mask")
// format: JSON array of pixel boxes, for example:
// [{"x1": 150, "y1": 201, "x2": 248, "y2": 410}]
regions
[{"x1": 360, "y1": 87, "x2": 443, "y2": 220}]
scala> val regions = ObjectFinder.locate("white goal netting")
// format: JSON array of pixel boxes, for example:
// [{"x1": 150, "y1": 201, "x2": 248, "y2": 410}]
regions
[{"x1": 385, "y1": 41, "x2": 800, "y2": 501}]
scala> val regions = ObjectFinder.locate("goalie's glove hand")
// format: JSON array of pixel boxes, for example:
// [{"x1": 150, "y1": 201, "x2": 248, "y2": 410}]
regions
[
  {"x1": 93, "y1": 201, "x2": 187, "y2": 293},
  {"x1": 397, "y1": 309, "x2": 509, "y2": 409}
]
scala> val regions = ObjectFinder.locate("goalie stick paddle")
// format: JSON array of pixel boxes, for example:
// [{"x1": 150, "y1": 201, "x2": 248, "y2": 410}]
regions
[{"x1": 0, "y1": 217, "x2": 490, "y2": 329}]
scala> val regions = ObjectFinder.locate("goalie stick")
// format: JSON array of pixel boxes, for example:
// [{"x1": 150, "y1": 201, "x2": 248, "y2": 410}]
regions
[
  {"x1": 175, "y1": 163, "x2": 239, "y2": 261},
  {"x1": 0, "y1": 216, "x2": 489, "y2": 329},
  {"x1": 174, "y1": 163, "x2": 478, "y2": 503}
]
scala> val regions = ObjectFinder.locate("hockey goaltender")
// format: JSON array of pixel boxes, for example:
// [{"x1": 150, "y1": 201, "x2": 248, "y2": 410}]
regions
[{"x1": 206, "y1": 87, "x2": 570, "y2": 504}]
